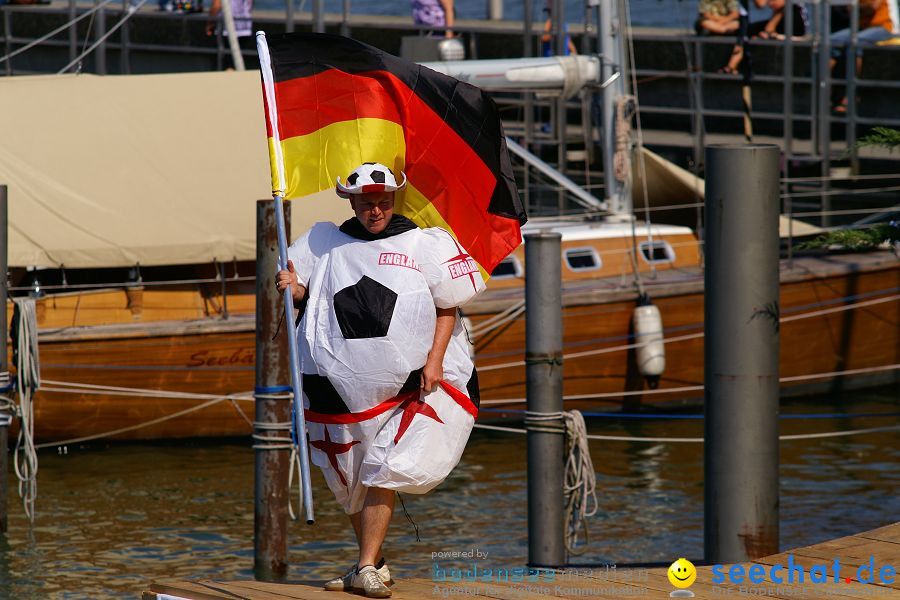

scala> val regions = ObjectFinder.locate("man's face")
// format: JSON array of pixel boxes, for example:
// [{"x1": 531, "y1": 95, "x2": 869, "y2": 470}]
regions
[{"x1": 350, "y1": 191, "x2": 395, "y2": 234}]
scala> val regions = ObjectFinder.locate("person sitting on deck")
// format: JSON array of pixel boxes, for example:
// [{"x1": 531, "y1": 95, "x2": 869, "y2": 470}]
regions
[
  {"x1": 274, "y1": 163, "x2": 483, "y2": 598},
  {"x1": 695, "y1": 0, "x2": 742, "y2": 35},
  {"x1": 719, "y1": 0, "x2": 808, "y2": 74},
  {"x1": 830, "y1": 0, "x2": 898, "y2": 112}
]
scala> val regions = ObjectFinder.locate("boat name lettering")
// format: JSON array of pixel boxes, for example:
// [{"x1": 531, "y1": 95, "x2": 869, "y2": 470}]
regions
[
  {"x1": 378, "y1": 252, "x2": 420, "y2": 271},
  {"x1": 188, "y1": 349, "x2": 254, "y2": 367}
]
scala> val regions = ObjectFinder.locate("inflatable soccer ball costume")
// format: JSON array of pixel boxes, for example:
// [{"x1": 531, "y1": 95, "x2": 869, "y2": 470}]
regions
[{"x1": 288, "y1": 163, "x2": 485, "y2": 514}]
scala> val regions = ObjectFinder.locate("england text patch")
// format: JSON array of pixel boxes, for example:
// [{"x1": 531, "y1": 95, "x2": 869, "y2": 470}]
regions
[{"x1": 378, "y1": 252, "x2": 420, "y2": 271}]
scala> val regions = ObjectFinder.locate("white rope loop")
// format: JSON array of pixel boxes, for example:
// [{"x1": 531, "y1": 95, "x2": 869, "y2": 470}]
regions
[
  {"x1": 12, "y1": 298, "x2": 40, "y2": 521},
  {"x1": 563, "y1": 410, "x2": 598, "y2": 555}
]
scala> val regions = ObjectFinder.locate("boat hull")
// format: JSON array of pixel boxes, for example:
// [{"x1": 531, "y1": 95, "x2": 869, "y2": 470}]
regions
[{"x1": 19, "y1": 253, "x2": 900, "y2": 445}]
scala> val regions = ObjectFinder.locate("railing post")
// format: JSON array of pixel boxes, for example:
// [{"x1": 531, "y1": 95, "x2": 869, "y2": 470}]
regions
[
  {"x1": 312, "y1": 0, "x2": 324, "y2": 33},
  {"x1": 96, "y1": 0, "x2": 107, "y2": 74},
  {"x1": 68, "y1": 0, "x2": 77, "y2": 65},
  {"x1": 487, "y1": 0, "x2": 502, "y2": 20},
  {"x1": 816, "y1": 0, "x2": 832, "y2": 226},
  {"x1": 254, "y1": 199, "x2": 292, "y2": 581},
  {"x1": 340, "y1": 0, "x2": 349, "y2": 37},
  {"x1": 846, "y1": 0, "x2": 859, "y2": 174},
  {"x1": 121, "y1": 0, "x2": 131, "y2": 74},
  {"x1": 285, "y1": 0, "x2": 294, "y2": 33},
  {"x1": 704, "y1": 144, "x2": 780, "y2": 564},
  {"x1": 782, "y1": 0, "x2": 794, "y2": 160},
  {"x1": 3, "y1": 8, "x2": 11, "y2": 76},
  {"x1": 525, "y1": 232, "x2": 565, "y2": 569},
  {"x1": 0, "y1": 185, "x2": 9, "y2": 533}
]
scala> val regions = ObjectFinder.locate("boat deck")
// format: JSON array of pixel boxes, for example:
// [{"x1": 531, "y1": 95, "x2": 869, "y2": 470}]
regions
[{"x1": 143, "y1": 521, "x2": 900, "y2": 599}]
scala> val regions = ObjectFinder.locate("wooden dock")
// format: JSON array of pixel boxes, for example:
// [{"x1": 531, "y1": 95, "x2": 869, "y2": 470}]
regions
[{"x1": 144, "y1": 522, "x2": 900, "y2": 600}]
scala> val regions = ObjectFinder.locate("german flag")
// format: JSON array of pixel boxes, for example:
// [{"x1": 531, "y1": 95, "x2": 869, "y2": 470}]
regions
[{"x1": 257, "y1": 32, "x2": 526, "y2": 276}]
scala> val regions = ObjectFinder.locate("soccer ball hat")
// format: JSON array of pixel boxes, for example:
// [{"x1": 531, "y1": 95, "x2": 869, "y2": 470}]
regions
[{"x1": 335, "y1": 162, "x2": 407, "y2": 198}]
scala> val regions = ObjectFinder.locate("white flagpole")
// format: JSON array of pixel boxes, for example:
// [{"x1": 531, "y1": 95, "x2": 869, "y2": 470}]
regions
[{"x1": 256, "y1": 30, "x2": 315, "y2": 524}]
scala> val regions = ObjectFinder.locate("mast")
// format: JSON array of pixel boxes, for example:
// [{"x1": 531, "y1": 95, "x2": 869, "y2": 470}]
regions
[{"x1": 598, "y1": 0, "x2": 631, "y2": 215}]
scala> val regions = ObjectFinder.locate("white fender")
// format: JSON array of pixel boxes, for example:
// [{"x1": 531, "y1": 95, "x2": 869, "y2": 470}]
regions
[{"x1": 633, "y1": 302, "x2": 665, "y2": 382}]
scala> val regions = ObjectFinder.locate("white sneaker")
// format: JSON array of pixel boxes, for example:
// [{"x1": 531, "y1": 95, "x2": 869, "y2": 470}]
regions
[
  {"x1": 323, "y1": 563, "x2": 391, "y2": 592},
  {"x1": 351, "y1": 565, "x2": 392, "y2": 598}
]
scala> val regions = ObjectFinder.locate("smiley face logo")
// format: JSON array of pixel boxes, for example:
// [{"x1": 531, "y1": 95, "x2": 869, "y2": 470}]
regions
[{"x1": 668, "y1": 558, "x2": 697, "y2": 590}]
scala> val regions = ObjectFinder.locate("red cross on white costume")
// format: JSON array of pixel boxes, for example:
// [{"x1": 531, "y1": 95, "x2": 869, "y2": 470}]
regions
[{"x1": 310, "y1": 426, "x2": 360, "y2": 487}]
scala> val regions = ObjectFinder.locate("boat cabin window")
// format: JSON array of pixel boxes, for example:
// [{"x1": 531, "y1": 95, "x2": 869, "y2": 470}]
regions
[
  {"x1": 491, "y1": 256, "x2": 523, "y2": 279},
  {"x1": 563, "y1": 247, "x2": 602, "y2": 272},
  {"x1": 638, "y1": 240, "x2": 676, "y2": 264}
]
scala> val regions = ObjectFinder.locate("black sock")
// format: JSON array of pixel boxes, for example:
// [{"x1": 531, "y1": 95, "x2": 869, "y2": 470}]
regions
[{"x1": 375, "y1": 557, "x2": 385, "y2": 569}]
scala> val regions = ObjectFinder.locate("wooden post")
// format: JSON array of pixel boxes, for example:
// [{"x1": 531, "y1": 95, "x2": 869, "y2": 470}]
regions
[{"x1": 254, "y1": 199, "x2": 292, "y2": 580}]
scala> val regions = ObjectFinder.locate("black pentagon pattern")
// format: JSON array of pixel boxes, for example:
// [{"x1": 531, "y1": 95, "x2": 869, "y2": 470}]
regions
[
  {"x1": 333, "y1": 276, "x2": 397, "y2": 339},
  {"x1": 303, "y1": 373, "x2": 351, "y2": 415},
  {"x1": 466, "y1": 367, "x2": 481, "y2": 409},
  {"x1": 347, "y1": 171, "x2": 359, "y2": 186},
  {"x1": 370, "y1": 169, "x2": 385, "y2": 183}
]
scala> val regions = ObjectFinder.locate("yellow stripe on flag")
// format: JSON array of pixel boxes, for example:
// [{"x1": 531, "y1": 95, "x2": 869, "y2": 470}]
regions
[{"x1": 269, "y1": 118, "x2": 407, "y2": 199}]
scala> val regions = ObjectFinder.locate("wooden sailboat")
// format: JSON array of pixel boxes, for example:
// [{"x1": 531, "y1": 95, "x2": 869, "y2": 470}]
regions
[{"x1": 2, "y1": 66, "x2": 897, "y2": 446}]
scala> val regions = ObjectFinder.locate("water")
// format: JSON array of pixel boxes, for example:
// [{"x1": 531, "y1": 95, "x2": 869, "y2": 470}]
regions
[
  {"x1": 0, "y1": 387, "x2": 897, "y2": 599},
  {"x1": 259, "y1": 0, "x2": 775, "y2": 31}
]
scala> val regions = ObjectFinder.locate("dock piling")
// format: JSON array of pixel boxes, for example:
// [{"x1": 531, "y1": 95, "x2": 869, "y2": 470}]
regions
[
  {"x1": 525, "y1": 232, "x2": 566, "y2": 568},
  {"x1": 704, "y1": 144, "x2": 780, "y2": 563},
  {"x1": 254, "y1": 199, "x2": 293, "y2": 581}
]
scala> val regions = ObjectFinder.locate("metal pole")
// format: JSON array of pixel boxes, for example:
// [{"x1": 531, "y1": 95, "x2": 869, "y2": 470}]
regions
[
  {"x1": 120, "y1": 0, "x2": 131, "y2": 74},
  {"x1": 254, "y1": 199, "x2": 292, "y2": 580},
  {"x1": 599, "y1": 0, "x2": 629, "y2": 213},
  {"x1": 2, "y1": 9, "x2": 11, "y2": 76},
  {"x1": 340, "y1": 0, "x2": 349, "y2": 37},
  {"x1": 487, "y1": 0, "x2": 502, "y2": 20},
  {"x1": 68, "y1": 0, "x2": 77, "y2": 64},
  {"x1": 523, "y1": 0, "x2": 533, "y2": 212},
  {"x1": 846, "y1": 0, "x2": 859, "y2": 173},
  {"x1": 96, "y1": 0, "x2": 107, "y2": 74},
  {"x1": 285, "y1": 0, "x2": 294, "y2": 33},
  {"x1": 274, "y1": 195, "x2": 315, "y2": 524},
  {"x1": 782, "y1": 0, "x2": 794, "y2": 159},
  {"x1": 0, "y1": 185, "x2": 8, "y2": 534},
  {"x1": 218, "y1": 260, "x2": 230, "y2": 320},
  {"x1": 553, "y1": 0, "x2": 564, "y2": 57},
  {"x1": 818, "y1": 3, "x2": 831, "y2": 227},
  {"x1": 525, "y1": 232, "x2": 565, "y2": 569},
  {"x1": 313, "y1": 0, "x2": 324, "y2": 33},
  {"x1": 704, "y1": 144, "x2": 780, "y2": 564}
]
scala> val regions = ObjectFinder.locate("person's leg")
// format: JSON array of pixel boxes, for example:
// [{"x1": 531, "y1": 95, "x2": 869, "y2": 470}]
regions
[
  {"x1": 358, "y1": 487, "x2": 395, "y2": 568},
  {"x1": 349, "y1": 509, "x2": 386, "y2": 566}
]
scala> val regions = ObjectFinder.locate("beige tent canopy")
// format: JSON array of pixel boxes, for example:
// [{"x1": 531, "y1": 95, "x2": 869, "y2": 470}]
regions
[
  {"x1": 632, "y1": 147, "x2": 824, "y2": 238},
  {"x1": 0, "y1": 71, "x2": 349, "y2": 268}
]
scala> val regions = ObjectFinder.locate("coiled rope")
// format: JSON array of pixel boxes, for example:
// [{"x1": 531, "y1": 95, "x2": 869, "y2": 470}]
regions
[
  {"x1": 562, "y1": 410, "x2": 598, "y2": 554},
  {"x1": 523, "y1": 409, "x2": 598, "y2": 555},
  {"x1": 13, "y1": 298, "x2": 41, "y2": 520}
]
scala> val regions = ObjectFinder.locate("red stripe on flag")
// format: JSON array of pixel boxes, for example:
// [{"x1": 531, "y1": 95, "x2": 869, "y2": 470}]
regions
[
  {"x1": 266, "y1": 68, "x2": 405, "y2": 139},
  {"x1": 269, "y1": 69, "x2": 520, "y2": 269}
]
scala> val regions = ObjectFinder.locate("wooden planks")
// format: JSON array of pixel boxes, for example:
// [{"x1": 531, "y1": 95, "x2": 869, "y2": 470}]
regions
[{"x1": 143, "y1": 523, "x2": 900, "y2": 600}]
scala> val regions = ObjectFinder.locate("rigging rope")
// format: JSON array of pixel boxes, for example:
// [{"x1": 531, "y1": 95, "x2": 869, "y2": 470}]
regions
[{"x1": 12, "y1": 298, "x2": 40, "y2": 521}]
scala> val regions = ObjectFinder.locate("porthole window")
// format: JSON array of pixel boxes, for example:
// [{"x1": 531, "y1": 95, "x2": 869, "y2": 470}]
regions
[
  {"x1": 491, "y1": 255, "x2": 523, "y2": 279},
  {"x1": 564, "y1": 247, "x2": 602, "y2": 271},
  {"x1": 638, "y1": 240, "x2": 676, "y2": 264}
]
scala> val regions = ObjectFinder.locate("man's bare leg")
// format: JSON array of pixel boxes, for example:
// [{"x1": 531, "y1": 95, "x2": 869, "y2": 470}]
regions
[
  {"x1": 349, "y1": 511, "x2": 385, "y2": 567},
  {"x1": 358, "y1": 487, "x2": 395, "y2": 567}
]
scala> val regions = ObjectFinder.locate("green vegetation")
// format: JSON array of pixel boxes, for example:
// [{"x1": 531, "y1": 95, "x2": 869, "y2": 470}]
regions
[{"x1": 796, "y1": 128, "x2": 900, "y2": 251}]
